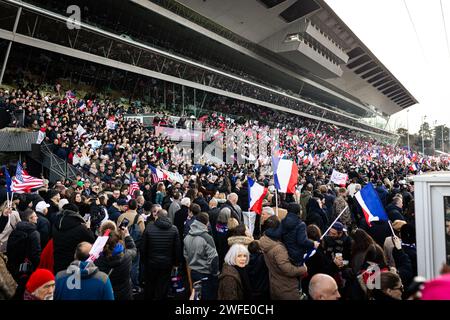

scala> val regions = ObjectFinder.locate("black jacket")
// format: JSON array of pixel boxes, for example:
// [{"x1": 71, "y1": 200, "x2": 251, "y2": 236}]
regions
[
  {"x1": 360, "y1": 219, "x2": 392, "y2": 247},
  {"x1": 237, "y1": 184, "x2": 249, "y2": 212},
  {"x1": 47, "y1": 202, "x2": 60, "y2": 226},
  {"x1": 6, "y1": 221, "x2": 41, "y2": 278},
  {"x1": 36, "y1": 213, "x2": 51, "y2": 249},
  {"x1": 95, "y1": 236, "x2": 137, "y2": 300},
  {"x1": 107, "y1": 205, "x2": 122, "y2": 224},
  {"x1": 208, "y1": 207, "x2": 221, "y2": 238},
  {"x1": 53, "y1": 209, "x2": 96, "y2": 273},
  {"x1": 281, "y1": 212, "x2": 315, "y2": 265},
  {"x1": 141, "y1": 216, "x2": 181, "y2": 269},
  {"x1": 174, "y1": 206, "x2": 189, "y2": 240},
  {"x1": 386, "y1": 203, "x2": 405, "y2": 222},
  {"x1": 194, "y1": 196, "x2": 210, "y2": 213},
  {"x1": 247, "y1": 252, "x2": 270, "y2": 300},
  {"x1": 305, "y1": 198, "x2": 329, "y2": 234}
]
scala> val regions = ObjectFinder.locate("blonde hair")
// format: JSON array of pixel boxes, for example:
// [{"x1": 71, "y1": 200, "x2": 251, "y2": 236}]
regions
[{"x1": 227, "y1": 218, "x2": 239, "y2": 230}]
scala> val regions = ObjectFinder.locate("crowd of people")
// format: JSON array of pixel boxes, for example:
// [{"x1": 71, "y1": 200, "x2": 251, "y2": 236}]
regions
[{"x1": 1, "y1": 82, "x2": 450, "y2": 301}]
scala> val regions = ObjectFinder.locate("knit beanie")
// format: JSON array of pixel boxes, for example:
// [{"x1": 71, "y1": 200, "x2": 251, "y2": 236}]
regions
[
  {"x1": 26, "y1": 269, "x2": 55, "y2": 293},
  {"x1": 421, "y1": 274, "x2": 450, "y2": 300}
]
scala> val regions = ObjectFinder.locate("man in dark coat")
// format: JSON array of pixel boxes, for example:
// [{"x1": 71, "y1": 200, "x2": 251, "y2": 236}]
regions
[
  {"x1": 52, "y1": 204, "x2": 95, "y2": 273},
  {"x1": 386, "y1": 197, "x2": 405, "y2": 222},
  {"x1": 46, "y1": 189, "x2": 61, "y2": 226},
  {"x1": 174, "y1": 198, "x2": 191, "y2": 241},
  {"x1": 34, "y1": 200, "x2": 51, "y2": 249},
  {"x1": 141, "y1": 209, "x2": 181, "y2": 300}
]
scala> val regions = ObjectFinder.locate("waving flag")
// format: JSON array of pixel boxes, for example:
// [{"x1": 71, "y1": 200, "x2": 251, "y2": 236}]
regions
[
  {"x1": 248, "y1": 177, "x2": 268, "y2": 215},
  {"x1": 355, "y1": 183, "x2": 388, "y2": 227},
  {"x1": 3, "y1": 166, "x2": 12, "y2": 193},
  {"x1": 162, "y1": 170, "x2": 184, "y2": 184},
  {"x1": 272, "y1": 156, "x2": 298, "y2": 194},
  {"x1": 12, "y1": 162, "x2": 44, "y2": 193},
  {"x1": 131, "y1": 157, "x2": 137, "y2": 171},
  {"x1": 409, "y1": 163, "x2": 417, "y2": 172},
  {"x1": 149, "y1": 165, "x2": 166, "y2": 183},
  {"x1": 128, "y1": 176, "x2": 140, "y2": 198}
]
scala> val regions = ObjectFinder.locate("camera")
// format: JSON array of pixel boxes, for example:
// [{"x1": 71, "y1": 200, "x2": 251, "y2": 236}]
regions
[{"x1": 119, "y1": 218, "x2": 130, "y2": 229}]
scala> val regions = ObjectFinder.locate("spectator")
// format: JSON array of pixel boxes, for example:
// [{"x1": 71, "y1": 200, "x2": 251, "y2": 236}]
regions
[
  {"x1": 308, "y1": 273, "x2": 341, "y2": 300},
  {"x1": 23, "y1": 268, "x2": 55, "y2": 300}
]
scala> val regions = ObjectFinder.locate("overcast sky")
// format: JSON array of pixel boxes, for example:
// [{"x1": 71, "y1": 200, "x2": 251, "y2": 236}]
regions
[{"x1": 325, "y1": 0, "x2": 450, "y2": 134}]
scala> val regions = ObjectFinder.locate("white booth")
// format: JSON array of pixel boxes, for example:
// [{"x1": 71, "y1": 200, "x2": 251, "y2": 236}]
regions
[{"x1": 413, "y1": 172, "x2": 450, "y2": 279}]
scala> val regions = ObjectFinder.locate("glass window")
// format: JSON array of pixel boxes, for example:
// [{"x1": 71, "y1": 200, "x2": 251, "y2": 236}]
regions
[{"x1": 445, "y1": 196, "x2": 450, "y2": 265}]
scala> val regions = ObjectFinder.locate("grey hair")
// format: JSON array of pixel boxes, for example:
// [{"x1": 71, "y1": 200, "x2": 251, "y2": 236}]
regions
[
  {"x1": 224, "y1": 244, "x2": 249, "y2": 266},
  {"x1": 217, "y1": 207, "x2": 231, "y2": 224}
]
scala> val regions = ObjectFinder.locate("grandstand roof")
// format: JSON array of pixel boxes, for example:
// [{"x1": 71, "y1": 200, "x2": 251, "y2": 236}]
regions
[{"x1": 175, "y1": 0, "x2": 418, "y2": 115}]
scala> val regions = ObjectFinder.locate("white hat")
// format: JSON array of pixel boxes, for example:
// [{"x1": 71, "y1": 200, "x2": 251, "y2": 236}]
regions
[
  {"x1": 35, "y1": 201, "x2": 50, "y2": 213},
  {"x1": 58, "y1": 198, "x2": 69, "y2": 211}
]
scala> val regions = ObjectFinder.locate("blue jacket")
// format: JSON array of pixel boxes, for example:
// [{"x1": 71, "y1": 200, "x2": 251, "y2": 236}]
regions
[
  {"x1": 55, "y1": 260, "x2": 115, "y2": 300},
  {"x1": 280, "y1": 212, "x2": 315, "y2": 266}
]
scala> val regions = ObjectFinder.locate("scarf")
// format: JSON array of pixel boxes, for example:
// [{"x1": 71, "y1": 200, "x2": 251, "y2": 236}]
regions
[{"x1": 234, "y1": 266, "x2": 253, "y2": 300}]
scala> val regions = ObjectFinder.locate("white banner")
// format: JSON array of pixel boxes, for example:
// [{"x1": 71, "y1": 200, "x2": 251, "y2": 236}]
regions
[
  {"x1": 330, "y1": 169, "x2": 348, "y2": 186},
  {"x1": 77, "y1": 124, "x2": 86, "y2": 137}
]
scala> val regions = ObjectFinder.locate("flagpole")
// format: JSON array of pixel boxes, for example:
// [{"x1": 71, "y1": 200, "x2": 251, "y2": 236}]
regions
[
  {"x1": 387, "y1": 220, "x2": 396, "y2": 237},
  {"x1": 320, "y1": 206, "x2": 349, "y2": 240},
  {"x1": 275, "y1": 188, "x2": 279, "y2": 217},
  {"x1": 6, "y1": 191, "x2": 10, "y2": 208}
]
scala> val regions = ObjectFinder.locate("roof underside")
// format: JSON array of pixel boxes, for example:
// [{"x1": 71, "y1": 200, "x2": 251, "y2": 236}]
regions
[{"x1": 176, "y1": 0, "x2": 418, "y2": 115}]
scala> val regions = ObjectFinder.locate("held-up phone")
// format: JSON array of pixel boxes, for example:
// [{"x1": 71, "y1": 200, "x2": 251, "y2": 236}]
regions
[
  {"x1": 84, "y1": 214, "x2": 91, "y2": 222},
  {"x1": 119, "y1": 218, "x2": 130, "y2": 229}
]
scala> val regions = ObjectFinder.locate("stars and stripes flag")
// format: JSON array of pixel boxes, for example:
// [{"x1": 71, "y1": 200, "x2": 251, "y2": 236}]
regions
[
  {"x1": 12, "y1": 162, "x2": 44, "y2": 193},
  {"x1": 128, "y1": 176, "x2": 140, "y2": 199}
]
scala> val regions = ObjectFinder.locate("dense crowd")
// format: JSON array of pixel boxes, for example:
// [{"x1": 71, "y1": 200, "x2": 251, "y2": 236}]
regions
[{"x1": 0, "y1": 83, "x2": 450, "y2": 301}]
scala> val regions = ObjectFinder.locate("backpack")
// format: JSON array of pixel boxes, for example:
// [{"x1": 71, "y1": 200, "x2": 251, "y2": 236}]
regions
[
  {"x1": 128, "y1": 214, "x2": 142, "y2": 247},
  {"x1": 6, "y1": 229, "x2": 32, "y2": 276}
]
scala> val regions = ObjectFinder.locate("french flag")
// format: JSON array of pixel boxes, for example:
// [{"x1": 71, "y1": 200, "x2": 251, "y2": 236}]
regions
[
  {"x1": 131, "y1": 157, "x2": 137, "y2": 171},
  {"x1": 355, "y1": 183, "x2": 388, "y2": 227},
  {"x1": 409, "y1": 163, "x2": 417, "y2": 172},
  {"x1": 248, "y1": 177, "x2": 268, "y2": 215},
  {"x1": 148, "y1": 165, "x2": 166, "y2": 183},
  {"x1": 272, "y1": 156, "x2": 298, "y2": 194}
]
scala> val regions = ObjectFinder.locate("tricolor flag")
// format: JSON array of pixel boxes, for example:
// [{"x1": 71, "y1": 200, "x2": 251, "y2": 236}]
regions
[
  {"x1": 149, "y1": 165, "x2": 166, "y2": 183},
  {"x1": 131, "y1": 157, "x2": 137, "y2": 171},
  {"x1": 77, "y1": 124, "x2": 87, "y2": 137},
  {"x1": 272, "y1": 156, "x2": 298, "y2": 194},
  {"x1": 248, "y1": 177, "x2": 268, "y2": 215},
  {"x1": 409, "y1": 163, "x2": 417, "y2": 172},
  {"x1": 355, "y1": 183, "x2": 388, "y2": 227},
  {"x1": 162, "y1": 170, "x2": 184, "y2": 184},
  {"x1": 106, "y1": 116, "x2": 117, "y2": 130},
  {"x1": 12, "y1": 162, "x2": 44, "y2": 193},
  {"x1": 36, "y1": 128, "x2": 46, "y2": 144}
]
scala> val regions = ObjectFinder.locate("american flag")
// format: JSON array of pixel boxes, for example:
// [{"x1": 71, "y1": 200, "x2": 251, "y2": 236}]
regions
[
  {"x1": 12, "y1": 162, "x2": 44, "y2": 193},
  {"x1": 148, "y1": 165, "x2": 165, "y2": 183},
  {"x1": 128, "y1": 176, "x2": 140, "y2": 199}
]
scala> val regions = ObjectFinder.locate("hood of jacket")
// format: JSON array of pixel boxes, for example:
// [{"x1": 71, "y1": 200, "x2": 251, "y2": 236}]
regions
[
  {"x1": 282, "y1": 212, "x2": 300, "y2": 232},
  {"x1": 55, "y1": 209, "x2": 85, "y2": 232},
  {"x1": 69, "y1": 260, "x2": 98, "y2": 279},
  {"x1": 155, "y1": 216, "x2": 172, "y2": 230},
  {"x1": 227, "y1": 235, "x2": 253, "y2": 247},
  {"x1": 188, "y1": 219, "x2": 209, "y2": 236},
  {"x1": 16, "y1": 221, "x2": 37, "y2": 233},
  {"x1": 259, "y1": 235, "x2": 280, "y2": 254}
]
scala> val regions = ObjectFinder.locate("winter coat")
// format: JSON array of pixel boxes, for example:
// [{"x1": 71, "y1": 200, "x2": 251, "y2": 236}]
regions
[
  {"x1": 95, "y1": 236, "x2": 137, "y2": 300},
  {"x1": 55, "y1": 260, "x2": 114, "y2": 300},
  {"x1": 247, "y1": 251, "x2": 270, "y2": 300},
  {"x1": 222, "y1": 201, "x2": 243, "y2": 224},
  {"x1": 174, "y1": 206, "x2": 189, "y2": 240},
  {"x1": 0, "y1": 211, "x2": 21, "y2": 253},
  {"x1": 323, "y1": 193, "x2": 336, "y2": 220},
  {"x1": 360, "y1": 219, "x2": 392, "y2": 247},
  {"x1": 0, "y1": 252, "x2": 17, "y2": 300},
  {"x1": 183, "y1": 220, "x2": 219, "y2": 275},
  {"x1": 141, "y1": 216, "x2": 181, "y2": 269},
  {"x1": 36, "y1": 212, "x2": 51, "y2": 249},
  {"x1": 194, "y1": 196, "x2": 210, "y2": 213},
  {"x1": 107, "y1": 205, "x2": 122, "y2": 224},
  {"x1": 168, "y1": 200, "x2": 181, "y2": 224},
  {"x1": 238, "y1": 185, "x2": 249, "y2": 212},
  {"x1": 300, "y1": 191, "x2": 312, "y2": 220},
  {"x1": 305, "y1": 198, "x2": 329, "y2": 234},
  {"x1": 302, "y1": 247, "x2": 338, "y2": 294},
  {"x1": 155, "y1": 191, "x2": 165, "y2": 205},
  {"x1": 322, "y1": 234, "x2": 352, "y2": 261},
  {"x1": 333, "y1": 196, "x2": 352, "y2": 229},
  {"x1": 386, "y1": 203, "x2": 405, "y2": 222},
  {"x1": 46, "y1": 201, "x2": 60, "y2": 226},
  {"x1": 218, "y1": 264, "x2": 244, "y2": 300},
  {"x1": 53, "y1": 209, "x2": 95, "y2": 274},
  {"x1": 259, "y1": 235, "x2": 307, "y2": 300},
  {"x1": 281, "y1": 212, "x2": 315, "y2": 266},
  {"x1": 213, "y1": 223, "x2": 229, "y2": 271},
  {"x1": 6, "y1": 221, "x2": 41, "y2": 278},
  {"x1": 208, "y1": 207, "x2": 221, "y2": 238}
]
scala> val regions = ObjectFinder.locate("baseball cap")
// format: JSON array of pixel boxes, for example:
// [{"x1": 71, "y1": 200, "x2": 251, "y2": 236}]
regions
[{"x1": 35, "y1": 201, "x2": 50, "y2": 213}]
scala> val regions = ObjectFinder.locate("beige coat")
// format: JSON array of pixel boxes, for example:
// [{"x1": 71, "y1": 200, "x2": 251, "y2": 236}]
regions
[
  {"x1": 0, "y1": 211, "x2": 21, "y2": 253},
  {"x1": 117, "y1": 210, "x2": 145, "y2": 234}
]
